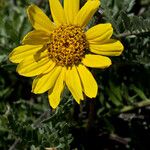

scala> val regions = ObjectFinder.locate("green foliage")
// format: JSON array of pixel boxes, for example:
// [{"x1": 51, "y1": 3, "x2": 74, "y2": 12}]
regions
[
  {"x1": 0, "y1": 0, "x2": 150, "y2": 149},
  {"x1": 0, "y1": 96, "x2": 73, "y2": 150},
  {"x1": 121, "y1": 12, "x2": 150, "y2": 34}
]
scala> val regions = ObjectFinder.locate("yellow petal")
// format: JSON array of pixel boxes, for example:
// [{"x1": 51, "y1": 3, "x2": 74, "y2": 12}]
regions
[
  {"x1": 74, "y1": 0, "x2": 100, "y2": 27},
  {"x1": 89, "y1": 39, "x2": 124, "y2": 56},
  {"x1": 86, "y1": 23, "x2": 113, "y2": 43},
  {"x1": 22, "y1": 30, "x2": 50, "y2": 45},
  {"x1": 82, "y1": 54, "x2": 112, "y2": 68},
  {"x1": 43, "y1": 62, "x2": 56, "y2": 74},
  {"x1": 49, "y1": 0, "x2": 66, "y2": 26},
  {"x1": 65, "y1": 66, "x2": 83, "y2": 104},
  {"x1": 77, "y1": 64, "x2": 98, "y2": 98},
  {"x1": 48, "y1": 67, "x2": 66, "y2": 109},
  {"x1": 9, "y1": 45, "x2": 43, "y2": 63},
  {"x1": 27, "y1": 4, "x2": 55, "y2": 33},
  {"x1": 17, "y1": 54, "x2": 53, "y2": 77},
  {"x1": 64, "y1": 0, "x2": 79, "y2": 24},
  {"x1": 32, "y1": 66, "x2": 62, "y2": 94}
]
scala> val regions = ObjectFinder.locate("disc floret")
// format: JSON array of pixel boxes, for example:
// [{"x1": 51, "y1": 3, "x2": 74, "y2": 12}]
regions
[{"x1": 48, "y1": 25, "x2": 88, "y2": 67}]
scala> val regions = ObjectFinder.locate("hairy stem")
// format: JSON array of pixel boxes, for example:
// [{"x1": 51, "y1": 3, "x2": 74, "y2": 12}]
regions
[
  {"x1": 120, "y1": 100, "x2": 150, "y2": 113},
  {"x1": 8, "y1": 138, "x2": 21, "y2": 150},
  {"x1": 115, "y1": 30, "x2": 150, "y2": 38}
]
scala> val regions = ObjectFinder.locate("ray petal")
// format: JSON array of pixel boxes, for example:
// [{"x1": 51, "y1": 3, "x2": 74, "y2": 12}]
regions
[
  {"x1": 22, "y1": 30, "x2": 50, "y2": 45},
  {"x1": 17, "y1": 53, "x2": 53, "y2": 77},
  {"x1": 49, "y1": 0, "x2": 66, "y2": 26},
  {"x1": 86, "y1": 23, "x2": 113, "y2": 43},
  {"x1": 48, "y1": 67, "x2": 66, "y2": 109},
  {"x1": 74, "y1": 0, "x2": 100, "y2": 27},
  {"x1": 82, "y1": 54, "x2": 112, "y2": 68},
  {"x1": 9, "y1": 45, "x2": 43, "y2": 63},
  {"x1": 65, "y1": 66, "x2": 83, "y2": 104},
  {"x1": 32, "y1": 66, "x2": 62, "y2": 94},
  {"x1": 64, "y1": 0, "x2": 79, "y2": 24},
  {"x1": 89, "y1": 39, "x2": 124, "y2": 56},
  {"x1": 77, "y1": 64, "x2": 98, "y2": 98},
  {"x1": 27, "y1": 4, "x2": 55, "y2": 33}
]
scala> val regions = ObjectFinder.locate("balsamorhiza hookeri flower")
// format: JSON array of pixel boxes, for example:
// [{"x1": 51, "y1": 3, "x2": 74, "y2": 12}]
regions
[{"x1": 9, "y1": 0, "x2": 124, "y2": 109}]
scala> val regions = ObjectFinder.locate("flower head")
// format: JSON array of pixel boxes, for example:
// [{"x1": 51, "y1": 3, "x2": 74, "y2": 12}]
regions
[{"x1": 9, "y1": 0, "x2": 124, "y2": 108}]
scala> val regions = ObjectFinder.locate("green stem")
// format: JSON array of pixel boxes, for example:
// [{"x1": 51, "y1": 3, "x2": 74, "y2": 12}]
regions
[
  {"x1": 8, "y1": 138, "x2": 21, "y2": 150},
  {"x1": 104, "y1": 100, "x2": 150, "y2": 117},
  {"x1": 115, "y1": 30, "x2": 150, "y2": 38},
  {"x1": 120, "y1": 100, "x2": 150, "y2": 113}
]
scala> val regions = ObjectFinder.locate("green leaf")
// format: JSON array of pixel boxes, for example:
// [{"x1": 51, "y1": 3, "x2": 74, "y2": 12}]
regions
[
  {"x1": 120, "y1": 11, "x2": 131, "y2": 31},
  {"x1": 131, "y1": 85, "x2": 148, "y2": 100}
]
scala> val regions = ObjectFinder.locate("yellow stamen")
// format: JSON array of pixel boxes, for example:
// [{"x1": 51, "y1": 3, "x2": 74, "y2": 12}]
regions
[{"x1": 48, "y1": 25, "x2": 88, "y2": 67}]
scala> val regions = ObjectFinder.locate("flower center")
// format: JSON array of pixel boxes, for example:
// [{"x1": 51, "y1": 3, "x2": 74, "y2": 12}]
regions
[{"x1": 48, "y1": 25, "x2": 88, "y2": 67}]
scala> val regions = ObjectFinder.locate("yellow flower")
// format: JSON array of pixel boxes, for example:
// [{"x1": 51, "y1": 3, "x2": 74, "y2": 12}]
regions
[{"x1": 9, "y1": 0, "x2": 124, "y2": 108}]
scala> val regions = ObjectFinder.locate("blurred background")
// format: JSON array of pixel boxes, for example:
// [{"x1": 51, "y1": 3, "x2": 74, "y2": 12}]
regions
[{"x1": 0, "y1": 0, "x2": 150, "y2": 149}]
